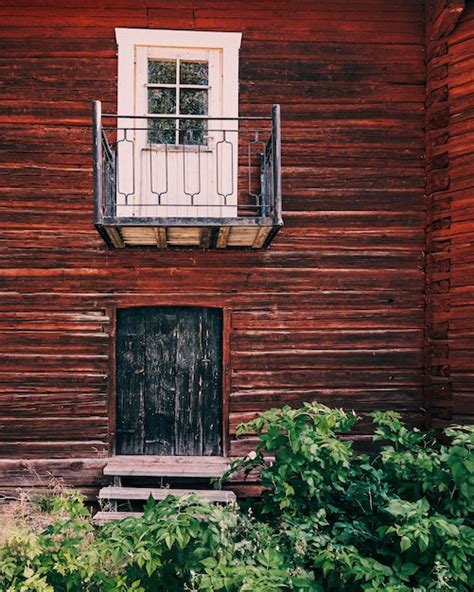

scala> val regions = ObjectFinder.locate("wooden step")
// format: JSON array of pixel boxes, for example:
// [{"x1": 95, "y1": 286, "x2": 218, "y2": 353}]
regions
[
  {"x1": 99, "y1": 486, "x2": 236, "y2": 503},
  {"x1": 103, "y1": 455, "x2": 231, "y2": 478},
  {"x1": 93, "y1": 511, "x2": 143, "y2": 525}
]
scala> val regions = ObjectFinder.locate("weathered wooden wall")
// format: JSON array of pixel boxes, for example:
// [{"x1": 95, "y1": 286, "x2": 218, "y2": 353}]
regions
[
  {"x1": 425, "y1": 0, "x2": 474, "y2": 427},
  {"x1": 0, "y1": 0, "x2": 426, "y2": 494}
]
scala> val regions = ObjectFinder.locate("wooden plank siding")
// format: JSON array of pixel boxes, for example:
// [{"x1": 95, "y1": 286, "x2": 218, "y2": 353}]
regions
[
  {"x1": 0, "y1": 0, "x2": 427, "y2": 495},
  {"x1": 425, "y1": 0, "x2": 474, "y2": 427}
]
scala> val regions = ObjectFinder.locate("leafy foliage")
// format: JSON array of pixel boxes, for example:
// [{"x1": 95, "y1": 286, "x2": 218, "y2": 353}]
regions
[
  {"x1": 1, "y1": 403, "x2": 473, "y2": 591},
  {"x1": 225, "y1": 405, "x2": 474, "y2": 591}
]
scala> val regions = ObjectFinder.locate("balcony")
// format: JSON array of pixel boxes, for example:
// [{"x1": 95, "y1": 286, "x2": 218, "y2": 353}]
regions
[{"x1": 92, "y1": 101, "x2": 283, "y2": 249}]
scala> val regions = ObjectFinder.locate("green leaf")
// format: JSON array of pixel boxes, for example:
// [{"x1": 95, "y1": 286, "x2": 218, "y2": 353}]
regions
[
  {"x1": 201, "y1": 557, "x2": 218, "y2": 570},
  {"x1": 400, "y1": 562, "x2": 419, "y2": 579},
  {"x1": 418, "y1": 533, "x2": 429, "y2": 552},
  {"x1": 400, "y1": 536, "x2": 412, "y2": 552},
  {"x1": 23, "y1": 566, "x2": 34, "y2": 578}
]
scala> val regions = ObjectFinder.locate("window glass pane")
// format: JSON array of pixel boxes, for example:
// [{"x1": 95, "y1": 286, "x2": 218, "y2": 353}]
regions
[
  {"x1": 148, "y1": 60, "x2": 176, "y2": 84},
  {"x1": 180, "y1": 61, "x2": 208, "y2": 85},
  {"x1": 149, "y1": 119, "x2": 176, "y2": 144},
  {"x1": 179, "y1": 119, "x2": 207, "y2": 145},
  {"x1": 148, "y1": 88, "x2": 176, "y2": 114},
  {"x1": 179, "y1": 89, "x2": 208, "y2": 115}
]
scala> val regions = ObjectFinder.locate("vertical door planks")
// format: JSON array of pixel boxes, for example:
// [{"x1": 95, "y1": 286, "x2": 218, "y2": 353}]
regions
[{"x1": 116, "y1": 307, "x2": 223, "y2": 456}]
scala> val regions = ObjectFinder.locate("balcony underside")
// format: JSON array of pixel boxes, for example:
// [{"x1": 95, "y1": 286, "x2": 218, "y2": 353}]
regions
[{"x1": 97, "y1": 217, "x2": 281, "y2": 249}]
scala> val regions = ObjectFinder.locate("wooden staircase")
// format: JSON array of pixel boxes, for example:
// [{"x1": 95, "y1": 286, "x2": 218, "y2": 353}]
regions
[{"x1": 94, "y1": 456, "x2": 235, "y2": 524}]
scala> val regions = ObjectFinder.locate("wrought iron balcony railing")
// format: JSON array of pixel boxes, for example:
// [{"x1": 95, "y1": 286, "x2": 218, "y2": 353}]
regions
[{"x1": 92, "y1": 101, "x2": 283, "y2": 249}]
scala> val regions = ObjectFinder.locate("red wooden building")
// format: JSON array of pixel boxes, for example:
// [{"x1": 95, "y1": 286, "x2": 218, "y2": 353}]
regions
[{"x1": 0, "y1": 0, "x2": 473, "y2": 504}]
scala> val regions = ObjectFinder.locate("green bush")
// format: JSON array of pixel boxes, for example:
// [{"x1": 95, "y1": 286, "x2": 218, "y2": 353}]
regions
[
  {"x1": 226, "y1": 405, "x2": 473, "y2": 591},
  {"x1": 0, "y1": 404, "x2": 472, "y2": 591}
]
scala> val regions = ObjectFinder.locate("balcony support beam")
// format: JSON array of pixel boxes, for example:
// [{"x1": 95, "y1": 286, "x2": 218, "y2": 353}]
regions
[
  {"x1": 200, "y1": 228, "x2": 212, "y2": 249},
  {"x1": 153, "y1": 227, "x2": 167, "y2": 249},
  {"x1": 107, "y1": 227, "x2": 125, "y2": 248},
  {"x1": 216, "y1": 227, "x2": 231, "y2": 249},
  {"x1": 252, "y1": 227, "x2": 270, "y2": 249}
]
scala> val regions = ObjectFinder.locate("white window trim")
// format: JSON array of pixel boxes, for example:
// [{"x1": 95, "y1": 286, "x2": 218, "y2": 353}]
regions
[
  {"x1": 115, "y1": 28, "x2": 242, "y2": 118},
  {"x1": 114, "y1": 28, "x2": 242, "y2": 218}
]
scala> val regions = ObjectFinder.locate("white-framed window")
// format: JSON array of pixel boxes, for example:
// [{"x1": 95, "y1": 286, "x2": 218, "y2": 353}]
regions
[
  {"x1": 115, "y1": 29, "x2": 242, "y2": 218},
  {"x1": 139, "y1": 48, "x2": 213, "y2": 146}
]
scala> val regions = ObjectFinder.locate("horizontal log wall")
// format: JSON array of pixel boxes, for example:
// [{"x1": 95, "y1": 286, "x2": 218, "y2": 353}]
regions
[
  {"x1": 0, "y1": 0, "x2": 426, "y2": 494},
  {"x1": 425, "y1": 0, "x2": 474, "y2": 427}
]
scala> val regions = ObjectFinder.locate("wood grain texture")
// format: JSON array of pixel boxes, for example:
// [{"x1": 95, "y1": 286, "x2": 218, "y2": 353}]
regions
[
  {"x1": 425, "y1": 0, "x2": 473, "y2": 427},
  {"x1": 0, "y1": 0, "x2": 427, "y2": 493},
  {"x1": 103, "y1": 455, "x2": 230, "y2": 478},
  {"x1": 116, "y1": 307, "x2": 222, "y2": 456},
  {"x1": 98, "y1": 486, "x2": 236, "y2": 502}
]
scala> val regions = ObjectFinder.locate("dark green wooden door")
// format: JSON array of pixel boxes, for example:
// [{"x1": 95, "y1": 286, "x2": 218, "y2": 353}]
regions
[{"x1": 116, "y1": 307, "x2": 222, "y2": 455}]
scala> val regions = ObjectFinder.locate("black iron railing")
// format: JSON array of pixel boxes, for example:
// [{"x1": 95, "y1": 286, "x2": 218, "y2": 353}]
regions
[{"x1": 93, "y1": 101, "x2": 282, "y2": 226}]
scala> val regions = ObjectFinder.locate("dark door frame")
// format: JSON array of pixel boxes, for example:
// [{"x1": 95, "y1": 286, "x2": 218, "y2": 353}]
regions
[{"x1": 106, "y1": 303, "x2": 231, "y2": 457}]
